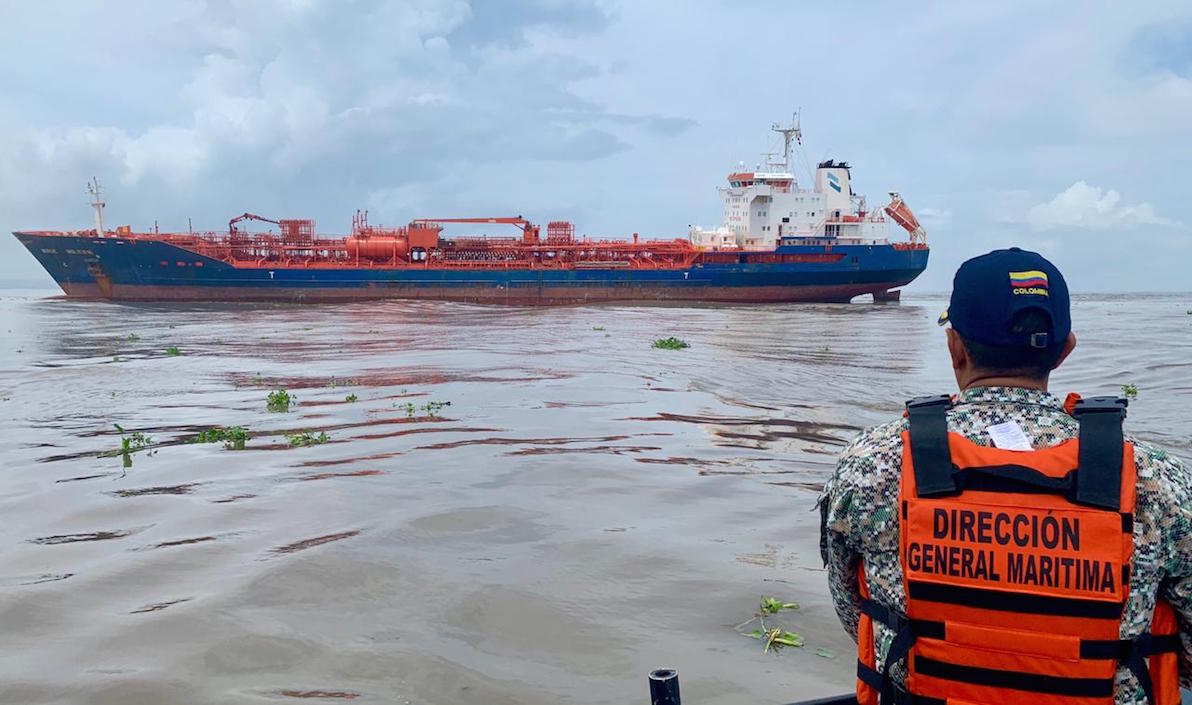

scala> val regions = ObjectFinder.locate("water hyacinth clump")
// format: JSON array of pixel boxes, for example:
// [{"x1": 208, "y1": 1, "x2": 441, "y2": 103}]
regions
[
  {"x1": 652, "y1": 337, "x2": 690, "y2": 350},
  {"x1": 286, "y1": 431, "x2": 329, "y2": 447},
  {"x1": 190, "y1": 426, "x2": 250, "y2": 450},
  {"x1": 423, "y1": 400, "x2": 450, "y2": 418},
  {"x1": 105, "y1": 424, "x2": 156, "y2": 468},
  {"x1": 398, "y1": 400, "x2": 451, "y2": 419},
  {"x1": 267, "y1": 390, "x2": 294, "y2": 412}
]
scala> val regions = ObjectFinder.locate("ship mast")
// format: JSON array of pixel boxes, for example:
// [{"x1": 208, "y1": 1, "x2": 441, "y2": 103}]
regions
[
  {"x1": 87, "y1": 177, "x2": 106, "y2": 237},
  {"x1": 770, "y1": 112, "x2": 802, "y2": 174}
]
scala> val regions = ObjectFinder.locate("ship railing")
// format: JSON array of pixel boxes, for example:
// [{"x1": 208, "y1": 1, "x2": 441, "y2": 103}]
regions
[{"x1": 152, "y1": 228, "x2": 704, "y2": 268}]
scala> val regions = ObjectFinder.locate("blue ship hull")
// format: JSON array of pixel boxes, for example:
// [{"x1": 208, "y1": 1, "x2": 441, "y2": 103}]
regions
[{"x1": 14, "y1": 232, "x2": 928, "y2": 304}]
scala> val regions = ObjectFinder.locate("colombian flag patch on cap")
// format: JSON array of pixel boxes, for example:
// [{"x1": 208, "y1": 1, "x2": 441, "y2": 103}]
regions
[{"x1": 1009, "y1": 270, "x2": 1048, "y2": 296}]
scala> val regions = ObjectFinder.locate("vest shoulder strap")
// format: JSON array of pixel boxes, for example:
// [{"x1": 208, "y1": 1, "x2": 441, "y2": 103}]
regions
[
  {"x1": 1072, "y1": 396, "x2": 1128, "y2": 511},
  {"x1": 906, "y1": 395, "x2": 954, "y2": 497}
]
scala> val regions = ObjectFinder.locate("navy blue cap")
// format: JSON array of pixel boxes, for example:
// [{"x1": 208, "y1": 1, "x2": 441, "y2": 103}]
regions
[{"x1": 939, "y1": 248, "x2": 1070, "y2": 349}]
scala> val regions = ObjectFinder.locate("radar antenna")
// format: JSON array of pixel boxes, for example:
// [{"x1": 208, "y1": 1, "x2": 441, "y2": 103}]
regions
[
  {"x1": 87, "y1": 177, "x2": 106, "y2": 237},
  {"x1": 761, "y1": 151, "x2": 784, "y2": 172}
]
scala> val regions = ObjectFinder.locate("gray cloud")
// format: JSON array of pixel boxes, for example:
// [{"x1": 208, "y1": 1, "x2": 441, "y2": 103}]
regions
[{"x1": 0, "y1": 0, "x2": 689, "y2": 269}]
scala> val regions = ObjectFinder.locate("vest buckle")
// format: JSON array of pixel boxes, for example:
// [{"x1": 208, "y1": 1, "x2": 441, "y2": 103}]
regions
[
  {"x1": 906, "y1": 394, "x2": 952, "y2": 410},
  {"x1": 1071, "y1": 396, "x2": 1128, "y2": 417}
]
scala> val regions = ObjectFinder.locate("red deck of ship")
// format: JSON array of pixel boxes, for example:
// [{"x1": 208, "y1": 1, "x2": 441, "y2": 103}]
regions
[{"x1": 67, "y1": 216, "x2": 709, "y2": 271}]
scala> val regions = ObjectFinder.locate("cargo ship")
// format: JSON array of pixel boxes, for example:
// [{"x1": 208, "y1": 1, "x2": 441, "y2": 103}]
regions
[{"x1": 14, "y1": 116, "x2": 929, "y2": 304}]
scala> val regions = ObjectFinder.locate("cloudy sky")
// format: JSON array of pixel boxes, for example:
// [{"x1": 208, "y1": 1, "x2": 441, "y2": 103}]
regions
[{"x1": 1, "y1": 0, "x2": 1189, "y2": 291}]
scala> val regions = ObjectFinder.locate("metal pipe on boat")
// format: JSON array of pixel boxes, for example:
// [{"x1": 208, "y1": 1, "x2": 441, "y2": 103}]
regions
[
  {"x1": 649, "y1": 669, "x2": 681, "y2": 705},
  {"x1": 646, "y1": 669, "x2": 857, "y2": 705}
]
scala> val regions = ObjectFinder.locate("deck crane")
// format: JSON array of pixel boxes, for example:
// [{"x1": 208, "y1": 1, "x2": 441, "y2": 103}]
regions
[
  {"x1": 414, "y1": 216, "x2": 541, "y2": 244},
  {"x1": 883, "y1": 193, "x2": 928, "y2": 245},
  {"x1": 228, "y1": 212, "x2": 281, "y2": 236}
]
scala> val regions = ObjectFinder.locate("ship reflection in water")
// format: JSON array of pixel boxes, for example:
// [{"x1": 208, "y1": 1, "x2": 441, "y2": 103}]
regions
[{"x1": 0, "y1": 292, "x2": 1187, "y2": 704}]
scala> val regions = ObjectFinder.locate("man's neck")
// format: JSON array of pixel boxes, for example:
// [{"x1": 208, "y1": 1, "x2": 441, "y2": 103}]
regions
[{"x1": 962, "y1": 375, "x2": 1049, "y2": 392}]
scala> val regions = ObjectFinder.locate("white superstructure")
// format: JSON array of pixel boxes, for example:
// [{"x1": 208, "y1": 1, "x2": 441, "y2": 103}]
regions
[{"x1": 689, "y1": 115, "x2": 903, "y2": 250}]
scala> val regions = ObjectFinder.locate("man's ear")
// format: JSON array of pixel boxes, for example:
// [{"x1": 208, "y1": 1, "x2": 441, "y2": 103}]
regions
[
  {"x1": 946, "y1": 328, "x2": 967, "y2": 371},
  {"x1": 1053, "y1": 332, "x2": 1077, "y2": 370}
]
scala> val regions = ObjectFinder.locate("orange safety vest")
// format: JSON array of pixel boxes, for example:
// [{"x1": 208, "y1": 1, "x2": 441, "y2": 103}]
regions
[{"x1": 855, "y1": 395, "x2": 1180, "y2": 705}]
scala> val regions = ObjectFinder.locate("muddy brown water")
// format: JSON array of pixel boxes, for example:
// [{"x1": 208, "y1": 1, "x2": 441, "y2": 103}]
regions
[{"x1": 0, "y1": 291, "x2": 1188, "y2": 704}]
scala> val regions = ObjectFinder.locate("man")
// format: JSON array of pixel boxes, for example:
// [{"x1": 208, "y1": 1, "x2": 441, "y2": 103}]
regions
[{"x1": 819, "y1": 248, "x2": 1192, "y2": 705}]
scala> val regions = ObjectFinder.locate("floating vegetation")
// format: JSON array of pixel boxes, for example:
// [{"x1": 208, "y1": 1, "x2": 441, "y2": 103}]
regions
[
  {"x1": 286, "y1": 431, "x2": 330, "y2": 447},
  {"x1": 165, "y1": 345, "x2": 181, "y2": 356},
  {"x1": 267, "y1": 389, "x2": 294, "y2": 412},
  {"x1": 423, "y1": 400, "x2": 450, "y2": 418},
  {"x1": 398, "y1": 400, "x2": 451, "y2": 419},
  {"x1": 746, "y1": 627, "x2": 805, "y2": 652},
  {"x1": 760, "y1": 596, "x2": 799, "y2": 614},
  {"x1": 126, "y1": 333, "x2": 140, "y2": 341},
  {"x1": 103, "y1": 424, "x2": 156, "y2": 468},
  {"x1": 652, "y1": 337, "x2": 690, "y2": 350},
  {"x1": 1121, "y1": 384, "x2": 1139, "y2": 401},
  {"x1": 736, "y1": 595, "x2": 803, "y2": 654},
  {"x1": 190, "y1": 426, "x2": 250, "y2": 450},
  {"x1": 345, "y1": 393, "x2": 358, "y2": 403},
  {"x1": 592, "y1": 326, "x2": 606, "y2": 331}
]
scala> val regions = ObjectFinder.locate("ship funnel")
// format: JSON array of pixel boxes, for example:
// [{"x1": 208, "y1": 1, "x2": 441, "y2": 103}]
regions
[{"x1": 815, "y1": 160, "x2": 851, "y2": 217}]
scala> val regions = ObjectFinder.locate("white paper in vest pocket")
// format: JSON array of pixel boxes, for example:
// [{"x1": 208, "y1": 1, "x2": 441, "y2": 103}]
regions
[{"x1": 986, "y1": 421, "x2": 1032, "y2": 451}]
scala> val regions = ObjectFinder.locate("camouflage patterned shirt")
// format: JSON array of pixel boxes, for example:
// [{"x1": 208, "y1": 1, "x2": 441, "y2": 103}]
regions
[{"x1": 819, "y1": 385, "x2": 1192, "y2": 704}]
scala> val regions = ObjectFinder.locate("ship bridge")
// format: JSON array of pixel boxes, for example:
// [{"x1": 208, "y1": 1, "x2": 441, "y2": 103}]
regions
[{"x1": 689, "y1": 115, "x2": 923, "y2": 251}]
